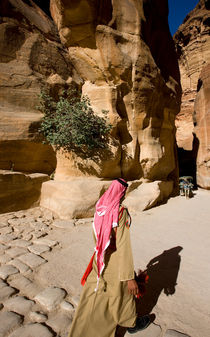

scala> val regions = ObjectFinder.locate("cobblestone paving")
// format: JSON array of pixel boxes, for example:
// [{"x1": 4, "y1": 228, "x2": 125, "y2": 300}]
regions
[
  {"x1": 0, "y1": 207, "x2": 191, "y2": 337},
  {"x1": 0, "y1": 208, "x2": 74, "y2": 337}
]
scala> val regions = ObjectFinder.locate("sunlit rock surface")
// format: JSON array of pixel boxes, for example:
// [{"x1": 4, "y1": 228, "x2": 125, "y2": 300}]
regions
[
  {"x1": 50, "y1": 0, "x2": 181, "y2": 183},
  {"x1": 0, "y1": 0, "x2": 73, "y2": 175},
  {"x1": 0, "y1": 0, "x2": 182, "y2": 215},
  {"x1": 194, "y1": 64, "x2": 210, "y2": 189},
  {"x1": 174, "y1": 0, "x2": 210, "y2": 188}
]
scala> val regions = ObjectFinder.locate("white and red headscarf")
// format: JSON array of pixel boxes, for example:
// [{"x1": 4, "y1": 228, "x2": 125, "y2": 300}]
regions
[{"x1": 93, "y1": 178, "x2": 128, "y2": 284}]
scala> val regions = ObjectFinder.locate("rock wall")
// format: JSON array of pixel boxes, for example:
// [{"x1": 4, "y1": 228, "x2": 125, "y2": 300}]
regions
[
  {"x1": 0, "y1": 0, "x2": 76, "y2": 213},
  {"x1": 194, "y1": 64, "x2": 210, "y2": 188},
  {"x1": 0, "y1": 0, "x2": 76, "y2": 174},
  {"x1": 174, "y1": 0, "x2": 210, "y2": 188},
  {"x1": 0, "y1": 0, "x2": 182, "y2": 215},
  {"x1": 50, "y1": 0, "x2": 181, "y2": 183}
]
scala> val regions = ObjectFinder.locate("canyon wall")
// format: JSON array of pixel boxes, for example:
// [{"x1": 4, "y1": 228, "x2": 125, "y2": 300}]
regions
[
  {"x1": 174, "y1": 0, "x2": 210, "y2": 188},
  {"x1": 50, "y1": 0, "x2": 181, "y2": 183},
  {"x1": 0, "y1": 0, "x2": 182, "y2": 215},
  {"x1": 0, "y1": 0, "x2": 73, "y2": 211}
]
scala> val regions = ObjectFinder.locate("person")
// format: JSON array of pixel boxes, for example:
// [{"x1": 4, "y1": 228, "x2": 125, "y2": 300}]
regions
[{"x1": 68, "y1": 178, "x2": 151, "y2": 337}]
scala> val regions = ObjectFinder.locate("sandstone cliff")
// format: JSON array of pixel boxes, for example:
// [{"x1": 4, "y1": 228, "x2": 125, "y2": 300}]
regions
[
  {"x1": 50, "y1": 0, "x2": 181, "y2": 182},
  {"x1": 194, "y1": 64, "x2": 210, "y2": 188},
  {"x1": 174, "y1": 0, "x2": 210, "y2": 188},
  {"x1": 39, "y1": 0, "x2": 182, "y2": 218},
  {"x1": 0, "y1": 0, "x2": 76, "y2": 211},
  {"x1": 0, "y1": 0, "x2": 182, "y2": 215}
]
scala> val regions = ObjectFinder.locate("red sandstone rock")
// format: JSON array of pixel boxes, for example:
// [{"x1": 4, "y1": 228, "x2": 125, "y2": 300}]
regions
[
  {"x1": 174, "y1": 0, "x2": 210, "y2": 188},
  {"x1": 0, "y1": 0, "x2": 74, "y2": 174},
  {"x1": 194, "y1": 64, "x2": 210, "y2": 189},
  {"x1": 174, "y1": 0, "x2": 210, "y2": 151},
  {"x1": 50, "y1": 0, "x2": 181, "y2": 183}
]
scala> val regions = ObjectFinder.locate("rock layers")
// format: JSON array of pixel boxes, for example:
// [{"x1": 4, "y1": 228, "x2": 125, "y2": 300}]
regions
[
  {"x1": 50, "y1": 0, "x2": 181, "y2": 182},
  {"x1": 194, "y1": 64, "x2": 210, "y2": 188},
  {"x1": 0, "y1": 0, "x2": 182, "y2": 215},
  {"x1": 174, "y1": 0, "x2": 210, "y2": 188},
  {"x1": 39, "y1": 0, "x2": 181, "y2": 216},
  {"x1": 0, "y1": 0, "x2": 73, "y2": 174},
  {"x1": 0, "y1": 0, "x2": 73, "y2": 212}
]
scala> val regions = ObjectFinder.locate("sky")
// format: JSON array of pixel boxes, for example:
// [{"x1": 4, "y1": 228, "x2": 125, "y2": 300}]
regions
[{"x1": 168, "y1": 0, "x2": 199, "y2": 35}]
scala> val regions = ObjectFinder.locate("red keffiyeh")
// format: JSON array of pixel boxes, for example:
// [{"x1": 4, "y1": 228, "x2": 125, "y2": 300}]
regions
[{"x1": 81, "y1": 179, "x2": 128, "y2": 288}]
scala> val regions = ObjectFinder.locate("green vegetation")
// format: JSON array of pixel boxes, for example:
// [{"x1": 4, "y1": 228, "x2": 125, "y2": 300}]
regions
[{"x1": 37, "y1": 89, "x2": 112, "y2": 155}]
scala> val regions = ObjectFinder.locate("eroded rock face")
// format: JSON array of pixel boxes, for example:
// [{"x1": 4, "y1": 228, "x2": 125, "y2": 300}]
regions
[
  {"x1": 50, "y1": 0, "x2": 181, "y2": 183},
  {"x1": 0, "y1": 170, "x2": 49, "y2": 213},
  {"x1": 174, "y1": 0, "x2": 210, "y2": 150},
  {"x1": 194, "y1": 64, "x2": 210, "y2": 189},
  {"x1": 0, "y1": 0, "x2": 75, "y2": 174},
  {"x1": 174, "y1": 0, "x2": 210, "y2": 187},
  {"x1": 0, "y1": 0, "x2": 182, "y2": 215}
]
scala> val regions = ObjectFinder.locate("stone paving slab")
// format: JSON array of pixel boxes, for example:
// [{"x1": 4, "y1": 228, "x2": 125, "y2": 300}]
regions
[
  {"x1": 23, "y1": 283, "x2": 43, "y2": 299},
  {"x1": 0, "y1": 279, "x2": 6, "y2": 289},
  {"x1": 0, "y1": 233, "x2": 17, "y2": 243},
  {"x1": 22, "y1": 233, "x2": 33, "y2": 241},
  {"x1": 125, "y1": 323, "x2": 162, "y2": 337},
  {"x1": 4, "y1": 296, "x2": 35, "y2": 315},
  {"x1": 33, "y1": 238, "x2": 58, "y2": 247},
  {"x1": 75, "y1": 217, "x2": 93, "y2": 225},
  {"x1": 32, "y1": 232, "x2": 48, "y2": 240},
  {"x1": 13, "y1": 227, "x2": 24, "y2": 235},
  {"x1": 7, "y1": 219, "x2": 22, "y2": 226},
  {"x1": 60, "y1": 300, "x2": 74, "y2": 313},
  {"x1": 0, "y1": 253, "x2": 12, "y2": 263},
  {"x1": 0, "y1": 226, "x2": 13, "y2": 235},
  {"x1": 0, "y1": 243, "x2": 7, "y2": 254},
  {"x1": 31, "y1": 222, "x2": 49, "y2": 231},
  {"x1": 6, "y1": 247, "x2": 27, "y2": 258},
  {"x1": 0, "y1": 285, "x2": 17, "y2": 301},
  {"x1": 34, "y1": 287, "x2": 66, "y2": 311},
  {"x1": 0, "y1": 311, "x2": 22, "y2": 337},
  {"x1": 22, "y1": 229, "x2": 34, "y2": 237},
  {"x1": 47, "y1": 312, "x2": 72, "y2": 334},
  {"x1": 9, "y1": 239, "x2": 31, "y2": 248},
  {"x1": 28, "y1": 244, "x2": 50, "y2": 255},
  {"x1": 18, "y1": 253, "x2": 46, "y2": 268},
  {"x1": 0, "y1": 284, "x2": 16, "y2": 301},
  {"x1": 8, "y1": 323, "x2": 54, "y2": 337},
  {"x1": 8, "y1": 275, "x2": 42, "y2": 298},
  {"x1": 53, "y1": 219, "x2": 75, "y2": 229},
  {"x1": 0, "y1": 221, "x2": 8, "y2": 228},
  {"x1": 8, "y1": 258, "x2": 31, "y2": 273},
  {"x1": 70, "y1": 295, "x2": 80, "y2": 308},
  {"x1": 29, "y1": 311, "x2": 48, "y2": 323},
  {"x1": 0, "y1": 265, "x2": 19, "y2": 279},
  {"x1": 9, "y1": 274, "x2": 32, "y2": 290},
  {"x1": 165, "y1": 330, "x2": 191, "y2": 337},
  {"x1": 0, "y1": 214, "x2": 14, "y2": 220}
]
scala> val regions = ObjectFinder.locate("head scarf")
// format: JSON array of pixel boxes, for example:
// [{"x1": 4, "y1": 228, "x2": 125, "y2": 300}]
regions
[{"x1": 93, "y1": 178, "x2": 128, "y2": 283}]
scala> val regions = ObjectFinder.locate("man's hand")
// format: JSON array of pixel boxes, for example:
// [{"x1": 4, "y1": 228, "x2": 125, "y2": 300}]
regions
[{"x1": 127, "y1": 279, "x2": 139, "y2": 296}]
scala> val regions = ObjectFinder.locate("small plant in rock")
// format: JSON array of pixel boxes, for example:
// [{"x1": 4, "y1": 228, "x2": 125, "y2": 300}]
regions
[{"x1": 37, "y1": 89, "x2": 112, "y2": 155}]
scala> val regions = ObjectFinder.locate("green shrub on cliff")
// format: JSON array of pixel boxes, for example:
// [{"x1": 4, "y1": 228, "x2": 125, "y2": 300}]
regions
[{"x1": 37, "y1": 89, "x2": 112, "y2": 153}]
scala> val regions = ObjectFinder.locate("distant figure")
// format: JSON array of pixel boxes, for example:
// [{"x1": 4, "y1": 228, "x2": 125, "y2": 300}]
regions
[{"x1": 68, "y1": 178, "x2": 151, "y2": 337}]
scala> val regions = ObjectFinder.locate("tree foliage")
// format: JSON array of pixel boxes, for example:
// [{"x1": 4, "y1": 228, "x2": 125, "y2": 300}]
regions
[{"x1": 37, "y1": 89, "x2": 112, "y2": 154}]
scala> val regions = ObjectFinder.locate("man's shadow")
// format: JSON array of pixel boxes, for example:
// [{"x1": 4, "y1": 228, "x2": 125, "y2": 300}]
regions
[{"x1": 115, "y1": 246, "x2": 183, "y2": 337}]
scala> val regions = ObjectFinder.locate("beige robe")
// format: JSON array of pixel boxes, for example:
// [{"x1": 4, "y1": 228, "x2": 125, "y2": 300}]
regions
[{"x1": 68, "y1": 207, "x2": 136, "y2": 337}]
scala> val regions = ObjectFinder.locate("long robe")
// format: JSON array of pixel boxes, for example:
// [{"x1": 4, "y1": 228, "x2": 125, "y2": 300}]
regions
[{"x1": 68, "y1": 206, "x2": 136, "y2": 337}]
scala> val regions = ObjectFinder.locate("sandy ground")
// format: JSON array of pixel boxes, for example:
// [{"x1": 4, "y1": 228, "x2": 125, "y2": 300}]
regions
[{"x1": 37, "y1": 188, "x2": 210, "y2": 337}]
